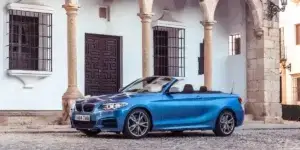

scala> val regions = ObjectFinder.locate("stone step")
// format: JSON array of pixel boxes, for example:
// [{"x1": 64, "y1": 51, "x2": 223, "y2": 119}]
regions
[{"x1": 0, "y1": 111, "x2": 65, "y2": 126}]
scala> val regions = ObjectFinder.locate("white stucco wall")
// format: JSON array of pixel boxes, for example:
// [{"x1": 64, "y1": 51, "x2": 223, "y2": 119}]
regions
[
  {"x1": 0, "y1": 0, "x2": 247, "y2": 110},
  {"x1": 279, "y1": 2, "x2": 300, "y2": 105},
  {"x1": 214, "y1": 0, "x2": 247, "y2": 100}
]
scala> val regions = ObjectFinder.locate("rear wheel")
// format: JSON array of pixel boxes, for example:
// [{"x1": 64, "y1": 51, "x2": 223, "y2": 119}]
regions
[
  {"x1": 80, "y1": 129, "x2": 101, "y2": 137},
  {"x1": 213, "y1": 110, "x2": 235, "y2": 136},
  {"x1": 123, "y1": 109, "x2": 151, "y2": 139}
]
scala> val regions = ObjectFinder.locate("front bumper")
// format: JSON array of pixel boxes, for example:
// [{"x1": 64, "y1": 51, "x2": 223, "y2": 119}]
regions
[{"x1": 70, "y1": 109, "x2": 127, "y2": 132}]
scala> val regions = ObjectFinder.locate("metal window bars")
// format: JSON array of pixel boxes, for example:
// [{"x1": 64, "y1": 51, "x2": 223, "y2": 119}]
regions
[
  {"x1": 228, "y1": 34, "x2": 241, "y2": 55},
  {"x1": 153, "y1": 26, "x2": 185, "y2": 77},
  {"x1": 7, "y1": 9, "x2": 53, "y2": 71}
]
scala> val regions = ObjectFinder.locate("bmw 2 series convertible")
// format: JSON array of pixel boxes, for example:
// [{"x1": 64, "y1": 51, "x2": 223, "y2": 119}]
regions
[{"x1": 70, "y1": 76, "x2": 244, "y2": 139}]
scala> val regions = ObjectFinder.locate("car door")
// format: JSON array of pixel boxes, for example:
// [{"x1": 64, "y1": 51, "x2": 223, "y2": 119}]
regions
[
  {"x1": 153, "y1": 80, "x2": 202, "y2": 128},
  {"x1": 191, "y1": 93, "x2": 216, "y2": 125},
  {"x1": 162, "y1": 92, "x2": 216, "y2": 128},
  {"x1": 159, "y1": 92, "x2": 200, "y2": 128}
]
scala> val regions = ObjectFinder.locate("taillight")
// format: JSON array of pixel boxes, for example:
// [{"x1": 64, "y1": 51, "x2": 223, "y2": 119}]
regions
[{"x1": 238, "y1": 97, "x2": 242, "y2": 104}]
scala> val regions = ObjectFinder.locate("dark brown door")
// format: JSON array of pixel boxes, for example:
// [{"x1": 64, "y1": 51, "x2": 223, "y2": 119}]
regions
[
  {"x1": 297, "y1": 78, "x2": 300, "y2": 102},
  {"x1": 85, "y1": 34, "x2": 121, "y2": 96}
]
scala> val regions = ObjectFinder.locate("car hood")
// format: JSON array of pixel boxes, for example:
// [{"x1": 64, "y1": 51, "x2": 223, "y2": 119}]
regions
[{"x1": 76, "y1": 92, "x2": 145, "y2": 104}]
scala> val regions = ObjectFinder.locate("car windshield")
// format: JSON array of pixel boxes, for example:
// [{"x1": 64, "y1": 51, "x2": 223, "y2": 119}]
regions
[{"x1": 122, "y1": 76, "x2": 173, "y2": 93}]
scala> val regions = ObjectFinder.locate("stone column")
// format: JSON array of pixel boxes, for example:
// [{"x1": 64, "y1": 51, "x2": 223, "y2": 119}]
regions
[
  {"x1": 245, "y1": 3, "x2": 283, "y2": 123},
  {"x1": 138, "y1": 0, "x2": 154, "y2": 78},
  {"x1": 262, "y1": 25, "x2": 282, "y2": 123},
  {"x1": 61, "y1": 0, "x2": 83, "y2": 123},
  {"x1": 201, "y1": 21, "x2": 215, "y2": 90}
]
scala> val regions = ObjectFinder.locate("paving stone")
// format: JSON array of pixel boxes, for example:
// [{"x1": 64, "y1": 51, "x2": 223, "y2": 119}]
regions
[{"x1": 0, "y1": 129, "x2": 299, "y2": 150}]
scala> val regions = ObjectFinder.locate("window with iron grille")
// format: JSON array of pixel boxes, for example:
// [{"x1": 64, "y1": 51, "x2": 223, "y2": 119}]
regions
[
  {"x1": 7, "y1": 9, "x2": 52, "y2": 71},
  {"x1": 229, "y1": 34, "x2": 241, "y2": 55},
  {"x1": 198, "y1": 40, "x2": 204, "y2": 75},
  {"x1": 153, "y1": 26, "x2": 185, "y2": 77},
  {"x1": 291, "y1": 77, "x2": 300, "y2": 103}
]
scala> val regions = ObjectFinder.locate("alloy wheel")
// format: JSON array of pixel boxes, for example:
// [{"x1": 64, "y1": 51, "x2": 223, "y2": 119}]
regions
[
  {"x1": 123, "y1": 109, "x2": 151, "y2": 139},
  {"x1": 219, "y1": 112, "x2": 235, "y2": 135},
  {"x1": 127, "y1": 111, "x2": 150, "y2": 137},
  {"x1": 213, "y1": 111, "x2": 235, "y2": 136}
]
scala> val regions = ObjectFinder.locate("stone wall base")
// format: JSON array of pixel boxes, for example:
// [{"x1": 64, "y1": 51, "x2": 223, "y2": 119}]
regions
[
  {"x1": 263, "y1": 116, "x2": 283, "y2": 124},
  {"x1": 252, "y1": 116, "x2": 283, "y2": 124},
  {"x1": 0, "y1": 110, "x2": 65, "y2": 126},
  {"x1": 245, "y1": 102, "x2": 283, "y2": 124}
]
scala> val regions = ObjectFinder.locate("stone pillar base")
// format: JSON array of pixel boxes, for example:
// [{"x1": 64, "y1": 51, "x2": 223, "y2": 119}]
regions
[
  {"x1": 252, "y1": 116, "x2": 283, "y2": 124},
  {"x1": 0, "y1": 111, "x2": 63, "y2": 126},
  {"x1": 263, "y1": 116, "x2": 283, "y2": 124},
  {"x1": 245, "y1": 102, "x2": 283, "y2": 124},
  {"x1": 59, "y1": 87, "x2": 83, "y2": 125},
  {"x1": 264, "y1": 102, "x2": 283, "y2": 123},
  {"x1": 253, "y1": 116, "x2": 283, "y2": 124},
  {"x1": 0, "y1": 116, "x2": 8, "y2": 126}
]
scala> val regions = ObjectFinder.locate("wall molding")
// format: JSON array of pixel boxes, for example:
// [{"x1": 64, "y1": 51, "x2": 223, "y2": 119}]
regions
[
  {"x1": 152, "y1": 20, "x2": 185, "y2": 29},
  {"x1": 7, "y1": 70, "x2": 52, "y2": 89},
  {"x1": 7, "y1": 2, "x2": 54, "y2": 13},
  {"x1": 0, "y1": 110, "x2": 61, "y2": 116},
  {"x1": 152, "y1": 9, "x2": 185, "y2": 29},
  {"x1": 290, "y1": 73, "x2": 300, "y2": 78}
]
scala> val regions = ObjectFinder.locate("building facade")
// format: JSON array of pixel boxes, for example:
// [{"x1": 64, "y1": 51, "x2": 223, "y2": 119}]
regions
[
  {"x1": 0, "y1": 0, "x2": 283, "y2": 123},
  {"x1": 279, "y1": 0, "x2": 300, "y2": 106}
]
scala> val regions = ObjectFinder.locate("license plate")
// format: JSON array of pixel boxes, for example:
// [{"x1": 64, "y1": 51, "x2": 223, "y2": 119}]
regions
[{"x1": 75, "y1": 115, "x2": 90, "y2": 121}]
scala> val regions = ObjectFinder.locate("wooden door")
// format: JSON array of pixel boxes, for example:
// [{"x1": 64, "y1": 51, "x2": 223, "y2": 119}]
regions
[
  {"x1": 297, "y1": 78, "x2": 300, "y2": 102},
  {"x1": 85, "y1": 34, "x2": 121, "y2": 96}
]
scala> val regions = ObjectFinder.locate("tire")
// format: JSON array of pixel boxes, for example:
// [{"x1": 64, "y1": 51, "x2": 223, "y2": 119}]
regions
[
  {"x1": 171, "y1": 131, "x2": 184, "y2": 134},
  {"x1": 213, "y1": 110, "x2": 236, "y2": 136},
  {"x1": 123, "y1": 108, "x2": 151, "y2": 139},
  {"x1": 80, "y1": 129, "x2": 101, "y2": 137}
]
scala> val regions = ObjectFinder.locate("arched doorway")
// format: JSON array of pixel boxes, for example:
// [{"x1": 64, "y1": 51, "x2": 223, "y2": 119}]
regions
[{"x1": 200, "y1": 0, "x2": 282, "y2": 122}]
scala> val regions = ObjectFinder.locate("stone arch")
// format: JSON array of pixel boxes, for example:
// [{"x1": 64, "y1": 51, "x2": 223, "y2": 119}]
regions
[
  {"x1": 244, "y1": 0, "x2": 264, "y2": 36},
  {"x1": 199, "y1": 0, "x2": 263, "y2": 33},
  {"x1": 199, "y1": 0, "x2": 218, "y2": 22}
]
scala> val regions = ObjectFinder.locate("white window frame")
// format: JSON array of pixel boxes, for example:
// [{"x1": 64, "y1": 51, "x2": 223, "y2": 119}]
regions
[{"x1": 4, "y1": 2, "x2": 54, "y2": 89}]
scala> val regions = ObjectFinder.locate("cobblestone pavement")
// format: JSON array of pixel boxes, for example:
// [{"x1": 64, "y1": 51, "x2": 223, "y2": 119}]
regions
[{"x1": 0, "y1": 129, "x2": 300, "y2": 150}]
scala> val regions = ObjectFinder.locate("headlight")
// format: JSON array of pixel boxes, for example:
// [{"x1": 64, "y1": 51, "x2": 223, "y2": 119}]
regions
[
  {"x1": 70, "y1": 103, "x2": 76, "y2": 112},
  {"x1": 102, "y1": 102, "x2": 128, "y2": 110}
]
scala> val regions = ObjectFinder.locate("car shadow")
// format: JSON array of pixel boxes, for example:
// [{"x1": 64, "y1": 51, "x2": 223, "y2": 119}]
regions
[{"x1": 80, "y1": 131, "x2": 216, "y2": 139}]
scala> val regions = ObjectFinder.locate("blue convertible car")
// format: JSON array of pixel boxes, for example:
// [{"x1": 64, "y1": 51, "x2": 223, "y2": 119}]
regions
[{"x1": 70, "y1": 76, "x2": 244, "y2": 139}]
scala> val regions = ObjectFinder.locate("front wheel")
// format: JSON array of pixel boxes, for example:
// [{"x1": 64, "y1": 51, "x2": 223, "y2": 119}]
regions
[
  {"x1": 213, "y1": 110, "x2": 235, "y2": 136},
  {"x1": 123, "y1": 109, "x2": 151, "y2": 139}
]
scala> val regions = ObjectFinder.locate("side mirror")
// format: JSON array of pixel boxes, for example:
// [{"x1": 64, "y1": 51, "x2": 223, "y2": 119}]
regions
[{"x1": 167, "y1": 87, "x2": 180, "y2": 93}]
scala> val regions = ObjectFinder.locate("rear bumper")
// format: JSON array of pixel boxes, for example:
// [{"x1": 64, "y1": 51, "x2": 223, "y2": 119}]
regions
[
  {"x1": 70, "y1": 109, "x2": 127, "y2": 132},
  {"x1": 235, "y1": 109, "x2": 244, "y2": 127}
]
